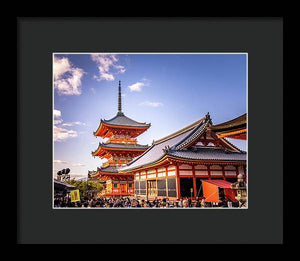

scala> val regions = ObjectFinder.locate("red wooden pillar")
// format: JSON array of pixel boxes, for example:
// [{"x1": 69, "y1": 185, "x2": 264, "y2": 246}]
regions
[
  {"x1": 192, "y1": 165, "x2": 197, "y2": 198},
  {"x1": 221, "y1": 165, "x2": 226, "y2": 180},
  {"x1": 165, "y1": 166, "x2": 169, "y2": 198},
  {"x1": 155, "y1": 168, "x2": 158, "y2": 196},
  {"x1": 146, "y1": 169, "x2": 148, "y2": 200},
  {"x1": 235, "y1": 165, "x2": 239, "y2": 178},
  {"x1": 207, "y1": 165, "x2": 211, "y2": 179},
  {"x1": 176, "y1": 164, "x2": 180, "y2": 199}
]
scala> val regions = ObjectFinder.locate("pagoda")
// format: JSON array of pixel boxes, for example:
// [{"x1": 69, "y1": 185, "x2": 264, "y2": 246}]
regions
[{"x1": 89, "y1": 81, "x2": 151, "y2": 196}]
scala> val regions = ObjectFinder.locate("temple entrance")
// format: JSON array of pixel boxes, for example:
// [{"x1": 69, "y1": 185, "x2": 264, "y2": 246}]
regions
[
  {"x1": 147, "y1": 180, "x2": 157, "y2": 197},
  {"x1": 218, "y1": 187, "x2": 225, "y2": 201},
  {"x1": 120, "y1": 184, "x2": 127, "y2": 193},
  {"x1": 180, "y1": 178, "x2": 194, "y2": 198},
  {"x1": 225, "y1": 178, "x2": 237, "y2": 183}
]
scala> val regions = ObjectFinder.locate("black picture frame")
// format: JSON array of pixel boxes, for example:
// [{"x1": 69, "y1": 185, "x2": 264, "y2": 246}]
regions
[{"x1": 17, "y1": 17, "x2": 283, "y2": 244}]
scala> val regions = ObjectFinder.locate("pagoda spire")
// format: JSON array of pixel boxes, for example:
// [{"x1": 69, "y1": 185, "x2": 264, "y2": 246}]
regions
[{"x1": 118, "y1": 80, "x2": 122, "y2": 113}]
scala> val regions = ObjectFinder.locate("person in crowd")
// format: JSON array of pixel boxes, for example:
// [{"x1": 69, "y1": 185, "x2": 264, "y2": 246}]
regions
[
  {"x1": 178, "y1": 198, "x2": 183, "y2": 208},
  {"x1": 201, "y1": 198, "x2": 205, "y2": 208},
  {"x1": 54, "y1": 194, "x2": 237, "y2": 208},
  {"x1": 182, "y1": 199, "x2": 189, "y2": 208},
  {"x1": 194, "y1": 199, "x2": 201, "y2": 207}
]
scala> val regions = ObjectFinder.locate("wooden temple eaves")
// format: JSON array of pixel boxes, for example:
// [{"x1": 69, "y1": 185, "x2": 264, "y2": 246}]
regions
[
  {"x1": 209, "y1": 113, "x2": 247, "y2": 140},
  {"x1": 93, "y1": 119, "x2": 150, "y2": 138},
  {"x1": 91, "y1": 143, "x2": 149, "y2": 157}
]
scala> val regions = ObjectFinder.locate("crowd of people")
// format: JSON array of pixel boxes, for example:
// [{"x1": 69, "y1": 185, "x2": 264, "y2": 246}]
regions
[{"x1": 54, "y1": 195, "x2": 242, "y2": 208}]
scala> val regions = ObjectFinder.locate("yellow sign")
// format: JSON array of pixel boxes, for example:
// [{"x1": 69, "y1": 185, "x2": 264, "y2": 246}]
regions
[
  {"x1": 190, "y1": 188, "x2": 193, "y2": 192},
  {"x1": 70, "y1": 189, "x2": 80, "y2": 202}
]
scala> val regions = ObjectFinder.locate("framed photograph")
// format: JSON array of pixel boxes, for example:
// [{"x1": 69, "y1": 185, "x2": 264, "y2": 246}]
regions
[
  {"x1": 52, "y1": 52, "x2": 247, "y2": 210},
  {"x1": 17, "y1": 17, "x2": 283, "y2": 244}
]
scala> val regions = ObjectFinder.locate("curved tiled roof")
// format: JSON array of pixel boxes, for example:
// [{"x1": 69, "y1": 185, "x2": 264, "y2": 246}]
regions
[
  {"x1": 98, "y1": 142, "x2": 149, "y2": 150},
  {"x1": 173, "y1": 115, "x2": 211, "y2": 150},
  {"x1": 92, "y1": 142, "x2": 149, "y2": 156},
  {"x1": 97, "y1": 166, "x2": 119, "y2": 173},
  {"x1": 210, "y1": 113, "x2": 246, "y2": 132},
  {"x1": 167, "y1": 147, "x2": 246, "y2": 161},
  {"x1": 102, "y1": 112, "x2": 151, "y2": 128}
]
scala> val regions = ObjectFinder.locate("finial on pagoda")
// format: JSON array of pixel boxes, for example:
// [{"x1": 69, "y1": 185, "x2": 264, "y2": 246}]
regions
[{"x1": 118, "y1": 80, "x2": 122, "y2": 113}]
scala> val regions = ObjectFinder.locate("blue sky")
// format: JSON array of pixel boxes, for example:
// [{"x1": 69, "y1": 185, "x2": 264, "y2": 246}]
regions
[{"x1": 53, "y1": 53, "x2": 247, "y2": 179}]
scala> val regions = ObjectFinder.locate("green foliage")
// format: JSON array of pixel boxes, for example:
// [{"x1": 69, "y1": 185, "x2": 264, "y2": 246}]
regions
[{"x1": 66, "y1": 179, "x2": 103, "y2": 197}]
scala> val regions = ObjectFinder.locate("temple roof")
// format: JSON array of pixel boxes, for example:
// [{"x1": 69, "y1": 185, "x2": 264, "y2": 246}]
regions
[
  {"x1": 54, "y1": 179, "x2": 76, "y2": 188},
  {"x1": 119, "y1": 113, "x2": 246, "y2": 172},
  {"x1": 173, "y1": 113, "x2": 212, "y2": 150},
  {"x1": 210, "y1": 113, "x2": 246, "y2": 132},
  {"x1": 167, "y1": 147, "x2": 246, "y2": 161},
  {"x1": 101, "y1": 112, "x2": 151, "y2": 128},
  {"x1": 120, "y1": 116, "x2": 208, "y2": 171}
]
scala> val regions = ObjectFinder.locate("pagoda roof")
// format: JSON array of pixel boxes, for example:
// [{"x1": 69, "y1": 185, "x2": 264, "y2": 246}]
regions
[
  {"x1": 97, "y1": 166, "x2": 119, "y2": 173},
  {"x1": 97, "y1": 142, "x2": 149, "y2": 150},
  {"x1": 92, "y1": 142, "x2": 149, "y2": 156},
  {"x1": 89, "y1": 166, "x2": 134, "y2": 180},
  {"x1": 101, "y1": 112, "x2": 151, "y2": 128}
]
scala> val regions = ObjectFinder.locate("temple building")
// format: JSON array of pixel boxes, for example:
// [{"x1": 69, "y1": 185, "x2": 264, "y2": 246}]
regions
[
  {"x1": 88, "y1": 80, "x2": 247, "y2": 203},
  {"x1": 118, "y1": 113, "x2": 247, "y2": 202},
  {"x1": 89, "y1": 81, "x2": 151, "y2": 196}
]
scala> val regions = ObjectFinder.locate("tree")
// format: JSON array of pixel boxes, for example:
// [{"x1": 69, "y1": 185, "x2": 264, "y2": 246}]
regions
[{"x1": 66, "y1": 179, "x2": 103, "y2": 198}]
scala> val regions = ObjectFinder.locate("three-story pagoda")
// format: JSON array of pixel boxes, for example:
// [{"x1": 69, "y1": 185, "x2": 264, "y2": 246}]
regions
[{"x1": 89, "y1": 81, "x2": 151, "y2": 196}]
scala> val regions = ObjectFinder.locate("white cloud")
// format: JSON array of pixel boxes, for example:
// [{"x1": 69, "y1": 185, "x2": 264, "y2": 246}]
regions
[
  {"x1": 54, "y1": 119, "x2": 63, "y2": 125},
  {"x1": 62, "y1": 121, "x2": 86, "y2": 127},
  {"x1": 90, "y1": 87, "x2": 96, "y2": 94},
  {"x1": 54, "y1": 109, "x2": 61, "y2": 118},
  {"x1": 128, "y1": 78, "x2": 150, "y2": 92},
  {"x1": 68, "y1": 173, "x2": 87, "y2": 179},
  {"x1": 54, "y1": 109, "x2": 63, "y2": 124},
  {"x1": 53, "y1": 56, "x2": 85, "y2": 95},
  {"x1": 54, "y1": 125, "x2": 78, "y2": 142},
  {"x1": 53, "y1": 57, "x2": 71, "y2": 79},
  {"x1": 128, "y1": 82, "x2": 145, "y2": 92},
  {"x1": 139, "y1": 101, "x2": 163, "y2": 107},
  {"x1": 53, "y1": 109, "x2": 85, "y2": 142},
  {"x1": 54, "y1": 160, "x2": 68, "y2": 164},
  {"x1": 72, "y1": 163, "x2": 85, "y2": 167},
  {"x1": 53, "y1": 160, "x2": 85, "y2": 167},
  {"x1": 91, "y1": 54, "x2": 126, "y2": 81}
]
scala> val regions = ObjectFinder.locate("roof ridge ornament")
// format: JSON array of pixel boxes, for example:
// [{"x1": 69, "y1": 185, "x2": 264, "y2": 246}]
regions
[
  {"x1": 206, "y1": 112, "x2": 212, "y2": 122},
  {"x1": 162, "y1": 145, "x2": 170, "y2": 153}
]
